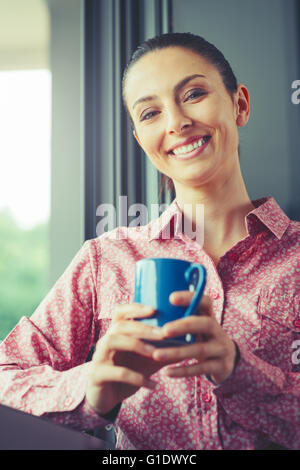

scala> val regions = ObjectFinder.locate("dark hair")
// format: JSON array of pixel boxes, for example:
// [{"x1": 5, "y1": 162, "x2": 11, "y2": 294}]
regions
[{"x1": 122, "y1": 32, "x2": 239, "y2": 197}]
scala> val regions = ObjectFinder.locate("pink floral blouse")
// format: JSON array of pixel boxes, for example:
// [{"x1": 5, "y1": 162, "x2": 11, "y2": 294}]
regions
[{"x1": 0, "y1": 196, "x2": 299, "y2": 450}]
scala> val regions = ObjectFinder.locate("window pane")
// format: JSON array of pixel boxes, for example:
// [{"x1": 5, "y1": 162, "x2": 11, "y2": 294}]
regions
[{"x1": 0, "y1": 0, "x2": 51, "y2": 341}]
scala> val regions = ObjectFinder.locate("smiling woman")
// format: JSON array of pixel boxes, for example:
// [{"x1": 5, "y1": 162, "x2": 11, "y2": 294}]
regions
[
  {"x1": 0, "y1": 32, "x2": 299, "y2": 451},
  {"x1": 123, "y1": 35, "x2": 251, "y2": 263}
]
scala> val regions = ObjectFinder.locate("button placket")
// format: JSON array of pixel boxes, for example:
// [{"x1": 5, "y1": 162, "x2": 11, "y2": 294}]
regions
[
  {"x1": 211, "y1": 291, "x2": 219, "y2": 301},
  {"x1": 228, "y1": 252, "x2": 239, "y2": 262},
  {"x1": 293, "y1": 319, "x2": 300, "y2": 329},
  {"x1": 201, "y1": 392, "x2": 212, "y2": 403}
]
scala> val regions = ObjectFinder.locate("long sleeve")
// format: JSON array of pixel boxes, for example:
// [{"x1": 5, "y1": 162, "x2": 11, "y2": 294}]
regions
[
  {"x1": 0, "y1": 240, "x2": 109, "y2": 430},
  {"x1": 213, "y1": 342, "x2": 300, "y2": 449},
  {"x1": 0, "y1": 196, "x2": 299, "y2": 450}
]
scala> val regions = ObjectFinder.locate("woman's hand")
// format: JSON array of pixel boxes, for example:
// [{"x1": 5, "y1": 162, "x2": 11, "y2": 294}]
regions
[
  {"x1": 86, "y1": 303, "x2": 167, "y2": 416},
  {"x1": 86, "y1": 293, "x2": 237, "y2": 417},
  {"x1": 152, "y1": 292, "x2": 237, "y2": 384}
]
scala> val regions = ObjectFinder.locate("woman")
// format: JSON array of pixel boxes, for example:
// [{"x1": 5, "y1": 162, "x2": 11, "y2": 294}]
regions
[{"x1": 0, "y1": 33, "x2": 299, "y2": 450}]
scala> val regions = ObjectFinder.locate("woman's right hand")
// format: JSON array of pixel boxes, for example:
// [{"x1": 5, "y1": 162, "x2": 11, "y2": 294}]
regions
[{"x1": 85, "y1": 303, "x2": 166, "y2": 417}]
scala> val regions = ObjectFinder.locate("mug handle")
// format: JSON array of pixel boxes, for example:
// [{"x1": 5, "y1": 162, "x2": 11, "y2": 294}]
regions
[{"x1": 183, "y1": 264, "x2": 206, "y2": 317}]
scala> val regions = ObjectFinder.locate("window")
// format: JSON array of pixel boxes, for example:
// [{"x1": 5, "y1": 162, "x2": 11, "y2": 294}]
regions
[{"x1": 0, "y1": 0, "x2": 51, "y2": 340}]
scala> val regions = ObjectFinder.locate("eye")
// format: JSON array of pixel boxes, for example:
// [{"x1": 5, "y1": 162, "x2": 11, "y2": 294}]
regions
[
  {"x1": 140, "y1": 110, "x2": 159, "y2": 122},
  {"x1": 184, "y1": 88, "x2": 206, "y2": 102}
]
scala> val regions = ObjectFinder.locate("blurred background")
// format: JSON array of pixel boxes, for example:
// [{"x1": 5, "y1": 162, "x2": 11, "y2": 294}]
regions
[
  {"x1": 0, "y1": 0, "x2": 299, "y2": 340},
  {"x1": 0, "y1": 0, "x2": 51, "y2": 339}
]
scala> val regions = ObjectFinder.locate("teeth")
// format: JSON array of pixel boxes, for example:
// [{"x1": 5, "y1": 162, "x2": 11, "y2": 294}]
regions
[{"x1": 173, "y1": 137, "x2": 208, "y2": 155}]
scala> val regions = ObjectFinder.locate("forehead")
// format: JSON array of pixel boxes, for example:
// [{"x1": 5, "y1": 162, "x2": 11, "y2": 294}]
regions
[{"x1": 125, "y1": 46, "x2": 222, "y2": 109}]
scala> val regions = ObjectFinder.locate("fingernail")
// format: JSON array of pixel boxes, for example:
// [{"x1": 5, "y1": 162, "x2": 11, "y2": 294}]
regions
[
  {"x1": 142, "y1": 306, "x2": 154, "y2": 313},
  {"x1": 147, "y1": 380, "x2": 157, "y2": 390},
  {"x1": 170, "y1": 292, "x2": 183, "y2": 304},
  {"x1": 152, "y1": 327, "x2": 163, "y2": 336},
  {"x1": 155, "y1": 350, "x2": 167, "y2": 360},
  {"x1": 144, "y1": 343, "x2": 155, "y2": 353}
]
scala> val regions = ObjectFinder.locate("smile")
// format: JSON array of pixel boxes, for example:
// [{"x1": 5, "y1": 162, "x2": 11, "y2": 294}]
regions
[{"x1": 169, "y1": 135, "x2": 211, "y2": 160}]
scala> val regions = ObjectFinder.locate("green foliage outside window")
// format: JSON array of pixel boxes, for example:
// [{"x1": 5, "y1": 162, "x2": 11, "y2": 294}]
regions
[{"x1": 0, "y1": 210, "x2": 49, "y2": 341}]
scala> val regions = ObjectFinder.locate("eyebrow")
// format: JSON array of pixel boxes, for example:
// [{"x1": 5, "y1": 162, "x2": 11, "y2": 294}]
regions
[{"x1": 132, "y1": 73, "x2": 206, "y2": 110}]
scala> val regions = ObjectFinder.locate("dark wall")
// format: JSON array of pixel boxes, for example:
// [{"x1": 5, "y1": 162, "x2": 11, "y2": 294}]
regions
[{"x1": 172, "y1": 0, "x2": 300, "y2": 220}]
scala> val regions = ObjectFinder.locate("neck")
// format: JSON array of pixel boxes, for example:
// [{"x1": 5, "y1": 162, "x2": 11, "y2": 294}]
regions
[{"x1": 174, "y1": 163, "x2": 254, "y2": 258}]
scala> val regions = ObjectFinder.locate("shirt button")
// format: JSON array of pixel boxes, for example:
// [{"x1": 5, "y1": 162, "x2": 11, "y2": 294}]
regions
[
  {"x1": 293, "y1": 319, "x2": 300, "y2": 328},
  {"x1": 229, "y1": 252, "x2": 238, "y2": 262},
  {"x1": 202, "y1": 392, "x2": 212, "y2": 403},
  {"x1": 211, "y1": 291, "x2": 219, "y2": 300}
]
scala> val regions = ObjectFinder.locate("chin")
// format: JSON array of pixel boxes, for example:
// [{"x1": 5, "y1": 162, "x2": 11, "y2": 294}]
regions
[{"x1": 175, "y1": 167, "x2": 218, "y2": 188}]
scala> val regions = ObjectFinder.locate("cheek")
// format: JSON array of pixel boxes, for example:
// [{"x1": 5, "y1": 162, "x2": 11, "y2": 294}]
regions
[
  {"x1": 196, "y1": 94, "x2": 234, "y2": 125},
  {"x1": 192, "y1": 100, "x2": 217, "y2": 122},
  {"x1": 205, "y1": 105, "x2": 237, "y2": 148},
  {"x1": 138, "y1": 125, "x2": 165, "y2": 156}
]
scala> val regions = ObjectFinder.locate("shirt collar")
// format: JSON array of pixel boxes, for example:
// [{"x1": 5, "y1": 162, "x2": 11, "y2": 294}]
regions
[
  {"x1": 148, "y1": 196, "x2": 290, "y2": 242},
  {"x1": 148, "y1": 199, "x2": 183, "y2": 242},
  {"x1": 246, "y1": 196, "x2": 290, "y2": 239}
]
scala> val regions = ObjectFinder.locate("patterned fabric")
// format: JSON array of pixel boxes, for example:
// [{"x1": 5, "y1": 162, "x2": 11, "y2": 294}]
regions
[{"x1": 0, "y1": 196, "x2": 299, "y2": 449}]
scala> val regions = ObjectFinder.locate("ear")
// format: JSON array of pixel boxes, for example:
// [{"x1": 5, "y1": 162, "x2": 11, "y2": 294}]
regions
[{"x1": 235, "y1": 84, "x2": 250, "y2": 127}]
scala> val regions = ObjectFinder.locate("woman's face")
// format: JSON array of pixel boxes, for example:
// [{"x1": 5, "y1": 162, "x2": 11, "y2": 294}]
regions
[{"x1": 124, "y1": 46, "x2": 249, "y2": 190}]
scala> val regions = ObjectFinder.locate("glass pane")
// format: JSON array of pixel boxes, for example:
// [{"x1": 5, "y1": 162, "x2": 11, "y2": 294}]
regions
[{"x1": 0, "y1": 0, "x2": 51, "y2": 341}]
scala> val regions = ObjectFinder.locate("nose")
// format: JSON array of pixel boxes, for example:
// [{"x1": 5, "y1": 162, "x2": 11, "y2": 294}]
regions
[{"x1": 166, "y1": 104, "x2": 193, "y2": 135}]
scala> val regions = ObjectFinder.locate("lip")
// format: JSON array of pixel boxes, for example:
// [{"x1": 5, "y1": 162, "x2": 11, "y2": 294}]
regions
[
  {"x1": 168, "y1": 136, "x2": 211, "y2": 161},
  {"x1": 167, "y1": 135, "x2": 209, "y2": 154}
]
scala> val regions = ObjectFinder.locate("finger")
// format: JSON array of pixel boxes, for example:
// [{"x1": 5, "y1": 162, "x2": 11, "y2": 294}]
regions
[
  {"x1": 161, "y1": 315, "x2": 216, "y2": 339},
  {"x1": 113, "y1": 303, "x2": 155, "y2": 322},
  {"x1": 169, "y1": 290, "x2": 193, "y2": 306},
  {"x1": 95, "y1": 333, "x2": 157, "y2": 362},
  {"x1": 108, "y1": 319, "x2": 163, "y2": 341},
  {"x1": 163, "y1": 359, "x2": 220, "y2": 378},
  {"x1": 91, "y1": 364, "x2": 157, "y2": 390},
  {"x1": 152, "y1": 340, "x2": 224, "y2": 363},
  {"x1": 169, "y1": 292, "x2": 214, "y2": 317}
]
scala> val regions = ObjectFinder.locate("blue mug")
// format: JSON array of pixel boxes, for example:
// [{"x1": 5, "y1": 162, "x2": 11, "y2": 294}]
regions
[{"x1": 134, "y1": 258, "x2": 206, "y2": 347}]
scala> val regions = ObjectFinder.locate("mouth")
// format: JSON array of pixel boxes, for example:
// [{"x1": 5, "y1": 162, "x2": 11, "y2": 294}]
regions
[{"x1": 168, "y1": 135, "x2": 211, "y2": 161}]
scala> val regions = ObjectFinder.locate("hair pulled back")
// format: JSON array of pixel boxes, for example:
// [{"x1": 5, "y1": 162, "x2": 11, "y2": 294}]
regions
[{"x1": 122, "y1": 32, "x2": 239, "y2": 197}]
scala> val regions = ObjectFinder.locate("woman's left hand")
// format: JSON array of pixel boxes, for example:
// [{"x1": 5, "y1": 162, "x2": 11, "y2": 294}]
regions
[{"x1": 152, "y1": 292, "x2": 237, "y2": 384}]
